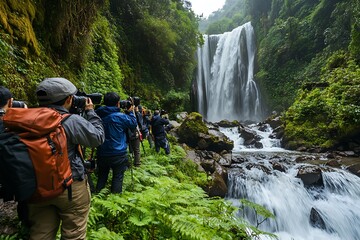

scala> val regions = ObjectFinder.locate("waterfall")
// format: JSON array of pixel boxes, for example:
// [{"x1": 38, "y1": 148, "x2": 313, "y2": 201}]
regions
[
  {"x1": 195, "y1": 22, "x2": 264, "y2": 123},
  {"x1": 221, "y1": 125, "x2": 360, "y2": 240}
]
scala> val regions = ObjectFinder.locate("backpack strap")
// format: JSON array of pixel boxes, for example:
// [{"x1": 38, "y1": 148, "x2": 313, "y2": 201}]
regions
[{"x1": 60, "y1": 113, "x2": 73, "y2": 201}]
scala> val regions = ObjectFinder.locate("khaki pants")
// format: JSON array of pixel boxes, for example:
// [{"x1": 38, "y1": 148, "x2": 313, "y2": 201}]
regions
[{"x1": 28, "y1": 180, "x2": 91, "y2": 240}]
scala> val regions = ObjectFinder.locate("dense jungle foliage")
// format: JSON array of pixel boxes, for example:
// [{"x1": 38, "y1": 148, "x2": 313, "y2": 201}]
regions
[
  {"x1": 0, "y1": 0, "x2": 200, "y2": 111},
  {"x1": 200, "y1": 0, "x2": 360, "y2": 150}
]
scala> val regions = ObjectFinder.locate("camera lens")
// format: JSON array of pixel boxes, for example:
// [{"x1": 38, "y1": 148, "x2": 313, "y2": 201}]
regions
[
  {"x1": 12, "y1": 100, "x2": 26, "y2": 108},
  {"x1": 87, "y1": 93, "x2": 102, "y2": 105}
]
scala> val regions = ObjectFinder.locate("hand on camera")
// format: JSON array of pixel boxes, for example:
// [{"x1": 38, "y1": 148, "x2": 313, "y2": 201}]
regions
[{"x1": 85, "y1": 98, "x2": 94, "y2": 111}]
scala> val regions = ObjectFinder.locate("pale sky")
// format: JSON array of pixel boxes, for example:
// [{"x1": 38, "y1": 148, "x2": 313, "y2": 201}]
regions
[{"x1": 190, "y1": 0, "x2": 226, "y2": 18}]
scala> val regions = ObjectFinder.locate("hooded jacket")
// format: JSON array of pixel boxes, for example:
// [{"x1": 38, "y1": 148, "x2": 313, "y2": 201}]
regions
[{"x1": 96, "y1": 106, "x2": 137, "y2": 157}]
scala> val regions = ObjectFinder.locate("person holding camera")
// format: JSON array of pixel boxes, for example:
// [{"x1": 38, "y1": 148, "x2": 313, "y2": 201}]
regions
[
  {"x1": 0, "y1": 86, "x2": 13, "y2": 127},
  {"x1": 0, "y1": 86, "x2": 28, "y2": 198},
  {"x1": 128, "y1": 98, "x2": 144, "y2": 166},
  {"x1": 95, "y1": 92, "x2": 137, "y2": 193},
  {"x1": 0, "y1": 86, "x2": 14, "y2": 201},
  {"x1": 138, "y1": 105, "x2": 154, "y2": 148},
  {"x1": 150, "y1": 109, "x2": 171, "y2": 155},
  {"x1": 27, "y1": 77, "x2": 105, "y2": 240}
]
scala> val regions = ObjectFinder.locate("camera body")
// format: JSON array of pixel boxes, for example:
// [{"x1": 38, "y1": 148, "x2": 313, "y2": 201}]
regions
[
  {"x1": 12, "y1": 100, "x2": 26, "y2": 108},
  {"x1": 133, "y1": 96, "x2": 140, "y2": 107},
  {"x1": 120, "y1": 99, "x2": 132, "y2": 110},
  {"x1": 71, "y1": 91, "x2": 102, "y2": 114},
  {"x1": 120, "y1": 96, "x2": 141, "y2": 110}
]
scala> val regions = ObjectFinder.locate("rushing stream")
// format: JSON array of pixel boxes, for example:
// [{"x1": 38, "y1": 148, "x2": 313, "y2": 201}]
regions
[{"x1": 221, "y1": 125, "x2": 360, "y2": 240}]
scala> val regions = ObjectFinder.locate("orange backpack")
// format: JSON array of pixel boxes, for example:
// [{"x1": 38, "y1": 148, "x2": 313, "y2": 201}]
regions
[{"x1": 2, "y1": 108, "x2": 73, "y2": 202}]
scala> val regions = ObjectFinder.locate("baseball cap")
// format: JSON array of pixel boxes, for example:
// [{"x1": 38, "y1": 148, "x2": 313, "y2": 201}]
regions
[
  {"x1": 36, "y1": 78, "x2": 77, "y2": 105},
  {"x1": 0, "y1": 86, "x2": 12, "y2": 107}
]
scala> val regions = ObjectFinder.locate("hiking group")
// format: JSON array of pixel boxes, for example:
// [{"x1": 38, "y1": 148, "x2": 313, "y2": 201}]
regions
[{"x1": 0, "y1": 77, "x2": 171, "y2": 239}]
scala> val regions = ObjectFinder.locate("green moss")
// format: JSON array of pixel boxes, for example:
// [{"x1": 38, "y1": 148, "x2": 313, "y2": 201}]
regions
[
  {"x1": 177, "y1": 112, "x2": 208, "y2": 147},
  {"x1": 0, "y1": 0, "x2": 40, "y2": 55}
]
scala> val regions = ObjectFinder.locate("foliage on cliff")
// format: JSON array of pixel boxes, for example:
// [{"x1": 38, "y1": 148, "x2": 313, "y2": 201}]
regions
[
  {"x1": 0, "y1": 0, "x2": 199, "y2": 110},
  {"x1": 284, "y1": 53, "x2": 360, "y2": 150}
]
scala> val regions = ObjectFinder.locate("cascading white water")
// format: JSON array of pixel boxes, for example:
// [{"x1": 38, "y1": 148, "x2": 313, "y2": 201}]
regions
[
  {"x1": 227, "y1": 165, "x2": 360, "y2": 240},
  {"x1": 196, "y1": 22, "x2": 264, "y2": 123},
  {"x1": 221, "y1": 126, "x2": 360, "y2": 240}
]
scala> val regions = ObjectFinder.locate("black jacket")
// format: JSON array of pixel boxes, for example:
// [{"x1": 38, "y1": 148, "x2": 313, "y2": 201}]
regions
[{"x1": 150, "y1": 114, "x2": 169, "y2": 140}]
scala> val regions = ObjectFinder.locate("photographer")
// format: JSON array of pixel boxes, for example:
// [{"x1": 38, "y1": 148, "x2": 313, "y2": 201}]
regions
[
  {"x1": 0, "y1": 86, "x2": 14, "y2": 201},
  {"x1": 0, "y1": 87, "x2": 27, "y2": 196},
  {"x1": 150, "y1": 109, "x2": 171, "y2": 155},
  {"x1": 29, "y1": 77, "x2": 105, "y2": 240},
  {"x1": 95, "y1": 92, "x2": 137, "y2": 193},
  {"x1": 138, "y1": 105, "x2": 154, "y2": 148},
  {"x1": 128, "y1": 98, "x2": 144, "y2": 166},
  {"x1": 0, "y1": 86, "x2": 13, "y2": 129}
]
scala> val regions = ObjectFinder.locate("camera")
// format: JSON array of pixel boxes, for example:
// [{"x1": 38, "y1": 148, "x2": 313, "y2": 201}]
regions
[
  {"x1": 12, "y1": 100, "x2": 26, "y2": 108},
  {"x1": 71, "y1": 91, "x2": 102, "y2": 114},
  {"x1": 120, "y1": 99, "x2": 132, "y2": 110},
  {"x1": 83, "y1": 159, "x2": 96, "y2": 171},
  {"x1": 133, "y1": 96, "x2": 140, "y2": 107},
  {"x1": 160, "y1": 109, "x2": 167, "y2": 116}
]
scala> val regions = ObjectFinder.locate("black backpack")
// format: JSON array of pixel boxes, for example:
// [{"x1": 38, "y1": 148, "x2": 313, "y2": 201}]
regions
[{"x1": 0, "y1": 127, "x2": 36, "y2": 201}]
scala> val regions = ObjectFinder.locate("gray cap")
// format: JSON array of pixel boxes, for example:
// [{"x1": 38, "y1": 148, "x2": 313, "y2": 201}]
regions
[{"x1": 36, "y1": 77, "x2": 77, "y2": 105}]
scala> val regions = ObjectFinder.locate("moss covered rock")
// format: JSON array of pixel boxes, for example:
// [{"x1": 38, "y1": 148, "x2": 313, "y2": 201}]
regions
[
  {"x1": 177, "y1": 112, "x2": 234, "y2": 153},
  {"x1": 0, "y1": 0, "x2": 40, "y2": 55},
  {"x1": 177, "y1": 112, "x2": 208, "y2": 147}
]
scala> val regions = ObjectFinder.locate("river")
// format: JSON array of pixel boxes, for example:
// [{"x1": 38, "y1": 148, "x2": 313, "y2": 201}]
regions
[{"x1": 221, "y1": 124, "x2": 360, "y2": 240}]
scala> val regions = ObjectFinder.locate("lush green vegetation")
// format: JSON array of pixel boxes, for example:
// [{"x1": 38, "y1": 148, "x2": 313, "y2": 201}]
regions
[
  {"x1": 284, "y1": 53, "x2": 360, "y2": 150},
  {"x1": 199, "y1": 0, "x2": 360, "y2": 150},
  {"x1": 1, "y1": 142, "x2": 275, "y2": 240},
  {"x1": 0, "y1": 0, "x2": 199, "y2": 110},
  {"x1": 88, "y1": 145, "x2": 274, "y2": 239}
]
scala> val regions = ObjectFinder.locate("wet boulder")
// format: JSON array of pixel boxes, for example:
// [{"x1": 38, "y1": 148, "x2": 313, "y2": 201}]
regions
[
  {"x1": 207, "y1": 172, "x2": 228, "y2": 198},
  {"x1": 325, "y1": 159, "x2": 341, "y2": 168},
  {"x1": 271, "y1": 162, "x2": 286, "y2": 172},
  {"x1": 295, "y1": 155, "x2": 316, "y2": 163},
  {"x1": 216, "y1": 119, "x2": 240, "y2": 128},
  {"x1": 177, "y1": 112, "x2": 209, "y2": 147},
  {"x1": 207, "y1": 129, "x2": 234, "y2": 152},
  {"x1": 239, "y1": 126, "x2": 262, "y2": 147},
  {"x1": 347, "y1": 163, "x2": 360, "y2": 177},
  {"x1": 296, "y1": 166, "x2": 324, "y2": 187},
  {"x1": 269, "y1": 126, "x2": 284, "y2": 139},
  {"x1": 310, "y1": 207, "x2": 326, "y2": 230},
  {"x1": 264, "y1": 115, "x2": 283, "y2": 129}
]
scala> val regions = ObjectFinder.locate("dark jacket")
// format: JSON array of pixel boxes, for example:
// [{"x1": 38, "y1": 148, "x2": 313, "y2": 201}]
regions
[
  {"x1": 128, "y1": 110, "x2": 144, "y2": 140},
  {"x1": 150, "y1": 114, "x2": 169, "y2": 140},
  {"x1": 96, "y1": 106, "x2": 137, "y2": 157}
]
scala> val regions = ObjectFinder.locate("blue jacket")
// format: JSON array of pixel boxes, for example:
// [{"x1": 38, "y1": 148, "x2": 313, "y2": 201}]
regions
[{"x1": 96, "y1": 106, "x2": 137, "y2": 157}]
